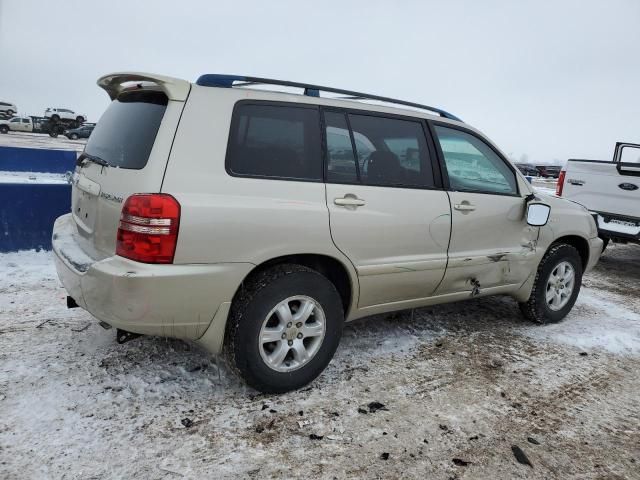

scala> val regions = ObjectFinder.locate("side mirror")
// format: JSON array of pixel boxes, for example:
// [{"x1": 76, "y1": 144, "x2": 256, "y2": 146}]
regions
[{"x1": 527, "y1": 203, "x2": 551, "y2": 226}]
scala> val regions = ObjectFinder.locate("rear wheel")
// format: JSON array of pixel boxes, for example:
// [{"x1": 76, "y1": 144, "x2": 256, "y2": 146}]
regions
[
  {"x1": 519, "y1": 243, "x2": 583, "y2": 324},
  {"x1": 76, "y1": 116, "x2": 84, "y2": 123},
  {"x1": 51, "y1": 114, "x2": 60, "y2": 122},
  {"x1": 225, "y1": 264, "x2": 343, "y2": 393},
  {"x1": 6, "y1": 109, "x2": 14, "y2": 116},
  {"x1": 70, "y1": 133, "x2": 79, "y2": 140},
  {"x1": 0, "y1": 125, "x2": 8, "y2": 134}
]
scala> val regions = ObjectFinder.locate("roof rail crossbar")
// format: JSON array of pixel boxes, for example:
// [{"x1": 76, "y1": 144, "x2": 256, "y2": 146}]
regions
[{"x1": 195, "y1": 74, "x2": 462, "y2": 121}]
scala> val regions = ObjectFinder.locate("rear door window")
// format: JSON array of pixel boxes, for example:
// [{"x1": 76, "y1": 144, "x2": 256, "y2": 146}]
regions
[
  {"x1": 84, "y1": 90, "x2": 167, "y2": 169},
  {"x1": 347, "y1": 114, "x2": 435, "y2": 188},
  {"x1": 226, "y1": 103, "x2": 322, "y2": 181}
]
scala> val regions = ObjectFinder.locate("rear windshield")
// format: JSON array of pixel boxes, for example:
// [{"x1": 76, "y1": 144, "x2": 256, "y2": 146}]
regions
[{"x1": 84, "y1": 90, "x2": 167, "y2": 169}]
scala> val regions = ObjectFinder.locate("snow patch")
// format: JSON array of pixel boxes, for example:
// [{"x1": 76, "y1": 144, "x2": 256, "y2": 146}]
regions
[
  {"x1": 0, "y1": 171, "x2": 69, "y2": 184},
  {"x1": 521, "y1": 289, "x2": 640, "y2": 354}
]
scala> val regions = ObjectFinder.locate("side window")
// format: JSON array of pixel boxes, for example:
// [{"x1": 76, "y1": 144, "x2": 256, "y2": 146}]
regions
[
  {"x1": 22, "y1": 119, "x2": 30, "y2": 124},
  {"x1": 227, "y1": 104, "x2": 322, "y2": 181},
  {"x1": 619, "y1": 145, "x2": 640, "y2": 164},
  {"x1": 347, "y1": 114, "x2": 435, "y2": 188},
  {"x1": 434, "y1": 126, "x2": 518, "y2": 195},
  {"x1": 10, "y1": 118, "x2": 20, "y2": 123},
  {"x1": 324, "y1": 111, "x2": 358, "y2": 183}
]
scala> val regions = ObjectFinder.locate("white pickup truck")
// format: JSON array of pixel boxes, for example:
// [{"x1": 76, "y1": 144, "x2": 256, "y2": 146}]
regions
[{"x1": 558, "y1": 142, "x2": 640, "y2": 248}]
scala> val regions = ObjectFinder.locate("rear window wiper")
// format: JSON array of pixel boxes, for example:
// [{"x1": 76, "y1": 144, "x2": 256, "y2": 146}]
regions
[{"x1": 77, "y1": 152, "x2": 111, "y2": 168}]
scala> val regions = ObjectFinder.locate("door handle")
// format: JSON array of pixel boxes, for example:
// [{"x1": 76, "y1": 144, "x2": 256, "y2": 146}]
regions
[
  {"x1": 454, "y1": 203, "x2": 476, "y2": 211},
  {"x1": 334, "y1": 195, "x2": 366, "y2": 207}
]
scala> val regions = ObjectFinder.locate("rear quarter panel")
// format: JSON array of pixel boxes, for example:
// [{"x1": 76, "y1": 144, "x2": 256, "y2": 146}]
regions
[{"x1": 162, "y1": 86, "x2": 358, "y2": 292}]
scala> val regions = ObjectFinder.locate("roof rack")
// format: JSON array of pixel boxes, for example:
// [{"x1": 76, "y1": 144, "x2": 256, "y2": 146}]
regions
[{"x1": 195, "y1": 74, "x2": 462, "y2": 122}]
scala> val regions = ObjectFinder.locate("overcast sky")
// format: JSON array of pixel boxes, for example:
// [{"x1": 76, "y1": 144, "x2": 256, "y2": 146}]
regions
[{"x1": 1, "y1": 0, "x2": 638, "y2": 163}]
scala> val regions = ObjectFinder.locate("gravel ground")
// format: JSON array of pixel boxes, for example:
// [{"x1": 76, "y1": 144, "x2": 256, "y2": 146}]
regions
[{"x1": 1, "y1": 244, "x2": 639, "y2": 479}]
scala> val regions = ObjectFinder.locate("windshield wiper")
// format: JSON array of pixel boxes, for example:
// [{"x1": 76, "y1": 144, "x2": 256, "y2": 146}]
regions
[{"x1": 77, "y1": 152, "x2": 111, "y2": 168}]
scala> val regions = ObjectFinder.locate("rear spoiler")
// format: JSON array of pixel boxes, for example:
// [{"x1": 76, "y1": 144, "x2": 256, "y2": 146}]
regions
[{"x1": 97, "y1": 72, "x2": 191, "y2": 102}]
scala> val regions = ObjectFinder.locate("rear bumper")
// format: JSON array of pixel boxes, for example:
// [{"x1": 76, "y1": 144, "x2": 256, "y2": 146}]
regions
[
  {"x1": 591, "y1": 211, "x2": 640, "y2": 243},
  {"x1": 52, "y1": 214, "x2": 252, "y2": 350}
]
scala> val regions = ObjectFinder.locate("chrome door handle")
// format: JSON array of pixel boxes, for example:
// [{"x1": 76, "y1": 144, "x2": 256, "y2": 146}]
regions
[
  {"x1": 334, "y1": 195, "x2": 366, "y2": 207},
  {"x1": 454, "y1": 203, "x2": 476, "y2": 211}
]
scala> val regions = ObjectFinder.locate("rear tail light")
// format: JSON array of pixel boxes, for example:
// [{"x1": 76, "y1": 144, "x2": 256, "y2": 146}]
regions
[
  {"x1": 116, "y1": 194, "x2": 180, "y2": 264},
  {"x1": 556, "y1": 170, "x2": 566, "y2": 196}
]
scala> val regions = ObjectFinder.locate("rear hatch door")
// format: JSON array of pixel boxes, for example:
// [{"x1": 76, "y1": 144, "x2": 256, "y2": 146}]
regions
[{"x1": 72, "y1": 74, "x2": 190, "y2": 261}]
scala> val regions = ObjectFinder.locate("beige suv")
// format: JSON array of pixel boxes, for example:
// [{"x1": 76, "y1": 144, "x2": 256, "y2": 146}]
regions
[{"x1": 53, "y1": 72, "x2": 602, "y2": 393}]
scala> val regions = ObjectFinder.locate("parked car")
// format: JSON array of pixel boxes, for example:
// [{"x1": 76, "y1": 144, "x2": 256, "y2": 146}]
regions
[
  {"x1": 536, "y1": 165, "x2": 561, "y2": 178},
  {"x1": 64, "y1": 124, "x2": 94, "y2": 140},
  {"x1": 0, "y1": 101, "x2": 17, "y2": 117},
  {"x1": 559, "y1": 142, "x2": 640, "y2": 248},
  {"x1": 52, "y1": 72, "x2": 602, "y2": 393},
  {"x1": 44, "y1": 107, "x2": 87, "y2": 123},
  {"x1": 515, "y1": 163, "x2": 539, "y2": 176}
]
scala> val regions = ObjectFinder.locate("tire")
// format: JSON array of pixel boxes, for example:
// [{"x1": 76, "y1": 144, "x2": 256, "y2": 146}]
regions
[
  {"x1": 0, "y1": 125, "x2": 8, "y2": 134},
  {"x1": 76, "y1": 116, "x2": 84, "y2": 123},
  {"x1": 6, "y1": 110, "x2": 14, "y2": 116},
  {"x1": 51, "y1": 114, "x2": 60, "y2": 122},
  {"x1": 49, "y1": 130, "x2": 58, "y2": 138},
  {"x1": 70, "y1": 133, "x2": 79, "y2": 140},
  {"x1": 519, "y1": 243, "x2": 583, "y2": 324},
  {"x1": 225, "y1": 264, "x2": 344, "y2": 393}
]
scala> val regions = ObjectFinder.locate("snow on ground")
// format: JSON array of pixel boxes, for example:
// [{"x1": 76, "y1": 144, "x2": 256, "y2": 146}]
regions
[
  {"x1": 0, "y1": 131, "x2": 86, "y2": 152},
  {"x1": 523, "y1": 288, "x2": 640, "y2": 355},
  {"x1": 1, "y1": 245, "x2": 639, "y2": 479},
  {"x1": 0, "y1": 171, "x2": 69, "y2": 184}
]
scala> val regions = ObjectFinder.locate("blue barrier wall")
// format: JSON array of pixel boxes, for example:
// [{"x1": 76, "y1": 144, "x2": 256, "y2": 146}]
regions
[
  {"x1": 0, "y1": 145, "x2": 75, "y2": 252},
  {"x1": 0, "y1": 183, "x2": 71, "y2": 252},
  {"x1": 0, "y1": 146, "x2": 76, "y2": 173}
]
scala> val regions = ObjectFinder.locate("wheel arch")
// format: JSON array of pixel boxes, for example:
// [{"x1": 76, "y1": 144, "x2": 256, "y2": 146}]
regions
[
  {"x1": 551, "y1": 234, "x2": 590, "y2": 270},
  {"x1": 233, "y1": 253, "x2": 357, "y2": 319}
]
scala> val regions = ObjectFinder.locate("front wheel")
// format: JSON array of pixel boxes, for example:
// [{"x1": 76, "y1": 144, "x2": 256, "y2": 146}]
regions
[
  {"x1": 76, "y1": 116, "x2": 84, "y2": 123},
  {"x1": 0, "y1": 125, "x2": 8, "y2": 134},
  {"x1": 519, "y1": 243, "x2": 583, "y2": 324},
  {"x1": 6, "y1": 109, "x2": 14, "y2": 116},
  {"x1": 70, "y1": 133, "x2": 79, "y2": 140},
  {"x1": 225, "y1": 264, "x2": 344, "y2": 393}
]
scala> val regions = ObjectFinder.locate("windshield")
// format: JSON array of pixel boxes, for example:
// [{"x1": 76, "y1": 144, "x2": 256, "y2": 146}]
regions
[{"x1": 84, "y1": 90, "x2": 167, "y2": 169}]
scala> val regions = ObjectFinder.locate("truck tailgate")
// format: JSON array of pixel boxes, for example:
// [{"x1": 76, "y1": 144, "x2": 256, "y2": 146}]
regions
[{"x1": 562, "y1": 160, "x2": 639, "y2": 218}]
